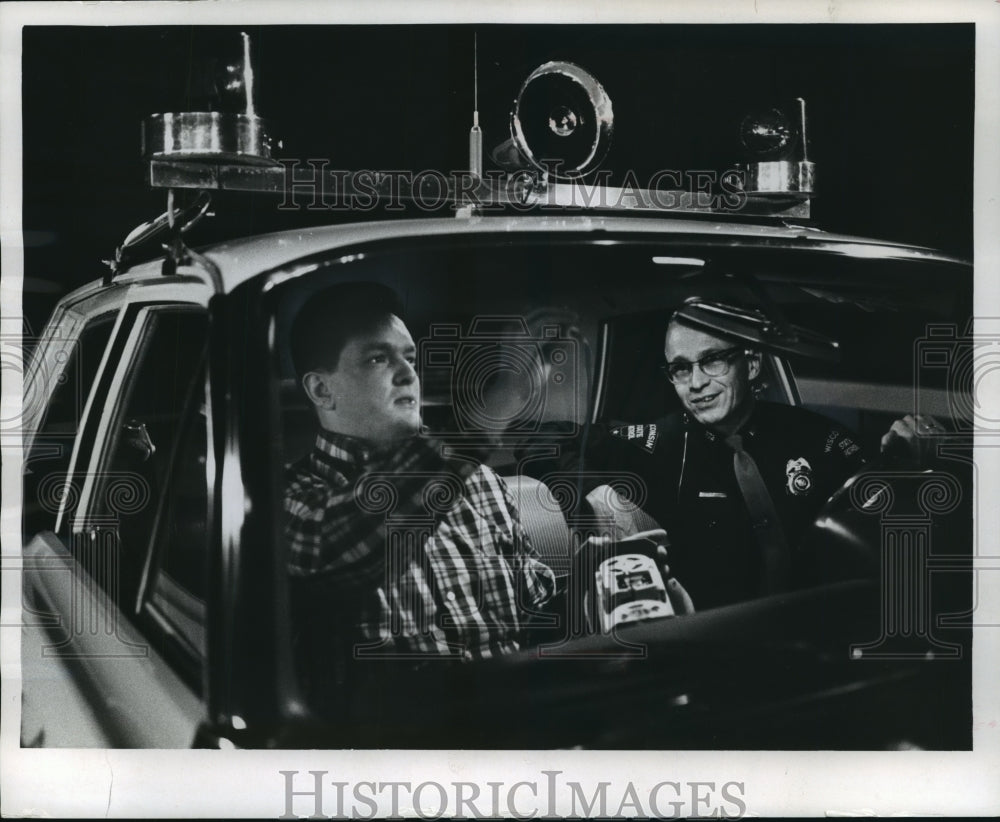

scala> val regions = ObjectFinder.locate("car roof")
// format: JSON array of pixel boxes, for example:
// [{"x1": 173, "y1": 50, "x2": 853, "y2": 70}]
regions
[{"x1": 77, "y1": 214, "x2": 970, "y2": 301}]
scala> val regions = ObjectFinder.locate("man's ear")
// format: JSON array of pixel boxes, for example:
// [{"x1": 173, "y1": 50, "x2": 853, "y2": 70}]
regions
[
  {"x1": 302, "y1": 370, "x2": 335, "y2": 410},
  {"x1": 746, "y1": 350, "x2": 761, "y2": 381}
]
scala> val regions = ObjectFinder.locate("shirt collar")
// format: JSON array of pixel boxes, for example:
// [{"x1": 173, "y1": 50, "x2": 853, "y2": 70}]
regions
[
  {"x1": 309, "y1": 429, "x2": 377, "y2": 485},
  {"x1": 691, "y1": 402, "x2": 760, "y2": 443}
]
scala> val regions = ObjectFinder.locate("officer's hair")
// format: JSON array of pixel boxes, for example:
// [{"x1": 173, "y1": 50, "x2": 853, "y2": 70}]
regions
[{"x1": 290, "y1": 282, "x2": 405, "y2": 377}]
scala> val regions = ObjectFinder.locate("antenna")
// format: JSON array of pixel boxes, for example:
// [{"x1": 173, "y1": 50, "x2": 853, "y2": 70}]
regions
[
  {"x1": 797, "y1": 97, "x2": 808, "y2": 161},
  {"x1": 242, "y1": 32, "x2": 255, "y2": 117},
  {"x1": 468, "y1": 32, "x2": 483, "y2": 179}
]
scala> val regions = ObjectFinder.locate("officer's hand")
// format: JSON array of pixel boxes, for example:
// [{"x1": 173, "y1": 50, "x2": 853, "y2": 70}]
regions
[
  {"x1": 880, "y1": 413, "x2": 946, "y2": 463},
  {"x1": 655, "y1": 544, "x2": 696, "y2": 615}
]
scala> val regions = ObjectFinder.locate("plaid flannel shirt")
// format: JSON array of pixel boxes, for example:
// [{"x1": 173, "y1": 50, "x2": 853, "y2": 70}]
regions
[{"x1": 284, "y1": 430, "x2": 556, "y2": 660}]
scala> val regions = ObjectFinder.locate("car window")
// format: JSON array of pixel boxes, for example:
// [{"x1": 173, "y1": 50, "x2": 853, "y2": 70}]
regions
[
  {"x1": 274, "y1": 241, "x2": 676, "y2": 469},
  {"x1": 780, "y1": 294, "x2": 966, "y2": 442},
  {"x1": 275, "y1": 240, "x2": 964, "y2": 455},
  {"x1": 148, "y1": 390, "x2": 209, "y2": 601},
  {"x1": 23, "y1": 314, "x2": 115, "y2": 537},
  {"x1": 271, "y1": 239, "x2": 972, "y2": 490},
  {"x1": 138, "y1": 364, "x2": 209, "y2": 681},
  {"x1": 268, "y1": 238, "x2": 973, "y2": 730},
  {"x1": 88, "y1": 308, "x2": 208, "y2": 639}
]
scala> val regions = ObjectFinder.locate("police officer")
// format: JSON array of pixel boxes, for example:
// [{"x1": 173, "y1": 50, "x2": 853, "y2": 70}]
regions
[{"x1": 533, "y1": 298, "x2": 939, "y2": 610}]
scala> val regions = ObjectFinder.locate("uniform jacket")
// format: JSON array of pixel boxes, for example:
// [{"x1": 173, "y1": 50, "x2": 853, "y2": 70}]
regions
[{"x1": 525, "y1": 402, "x2": 866, "y2": 609}]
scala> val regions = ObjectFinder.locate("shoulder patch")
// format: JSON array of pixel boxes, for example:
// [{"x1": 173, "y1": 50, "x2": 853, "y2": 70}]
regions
[
  {"x1": 835, "y1": 432, "x2": 861, "y2": 458},
  {"x1": 823, "y1": 428, "x2": 861, "y2": 457},
  {"x1": 609, "y1": 423, "x2": 659, "y2": 454},
  {"x1": 823, "y1": 429, "x2": 840, "y2": 453}
]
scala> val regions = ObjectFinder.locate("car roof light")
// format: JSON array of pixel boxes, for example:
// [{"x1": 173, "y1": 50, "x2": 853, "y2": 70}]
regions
[
  {"x1": 136, "y1": 39, "x2": 815, "y2": 222},
  {"x1": 141, "y1": 33, "x2": 279, "y2": 168}
]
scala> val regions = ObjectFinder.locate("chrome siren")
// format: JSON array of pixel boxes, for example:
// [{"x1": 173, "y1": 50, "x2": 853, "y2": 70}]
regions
[
  {"x1": 494, "y1": 61, "x2": 614, "y2": 180},
  {"x1": 141, "y1": 32, "x2": 276, "y2": 166}
]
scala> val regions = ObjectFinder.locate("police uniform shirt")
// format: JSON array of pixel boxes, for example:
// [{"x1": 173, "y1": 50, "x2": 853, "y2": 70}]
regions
[{"x1": 558, "y1": 402, "x2": 867, "y2": 610}]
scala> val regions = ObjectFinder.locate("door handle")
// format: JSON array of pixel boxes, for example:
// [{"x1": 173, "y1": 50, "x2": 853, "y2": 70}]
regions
[{"x1": 122, "y1": 419, "x2": 156, "y2": 462}]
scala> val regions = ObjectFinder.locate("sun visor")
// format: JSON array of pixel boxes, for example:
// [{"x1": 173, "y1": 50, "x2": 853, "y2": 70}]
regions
[{"x1": 673, "y1": 297, "x2": 841, "y2": 362}]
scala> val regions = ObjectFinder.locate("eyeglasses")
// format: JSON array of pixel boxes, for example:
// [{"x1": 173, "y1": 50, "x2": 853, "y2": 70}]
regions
[{"x1": 661, "y1": 347, "x2": 744, "y2": 384}]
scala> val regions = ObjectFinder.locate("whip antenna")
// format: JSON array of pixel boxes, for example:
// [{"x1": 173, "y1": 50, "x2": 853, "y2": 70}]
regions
[
  {"x1": 469, "y1": 32, "x2": 484, "y2": 178},
  {"x1": 241, "y1": 32, "x2": 255, "y2": 117}
]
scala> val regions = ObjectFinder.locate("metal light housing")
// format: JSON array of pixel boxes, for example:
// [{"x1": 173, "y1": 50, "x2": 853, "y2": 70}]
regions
[{"x1": 506, "y1": 60, "x2": 614, "y2": 180}]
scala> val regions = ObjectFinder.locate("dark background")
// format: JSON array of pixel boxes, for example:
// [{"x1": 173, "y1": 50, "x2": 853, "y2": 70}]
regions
[{"x1": 21, "y1": 24, "x2": 974, "y2": 334}]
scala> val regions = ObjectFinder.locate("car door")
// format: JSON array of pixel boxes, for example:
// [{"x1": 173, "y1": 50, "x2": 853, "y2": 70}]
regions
[{"x1": 22, "y1": 282, "x2": 213, "y2": 748}]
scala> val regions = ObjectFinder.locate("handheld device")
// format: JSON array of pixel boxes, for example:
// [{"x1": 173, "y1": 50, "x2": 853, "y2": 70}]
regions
[
  {"x1": 593, "y1": 552, "x2": 674, "y2": 632},
  {"x1": 573, "y1": 533, "x2": 676, "y2": 633}
]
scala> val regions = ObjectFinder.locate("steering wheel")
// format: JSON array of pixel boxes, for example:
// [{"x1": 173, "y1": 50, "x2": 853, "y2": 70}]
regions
[{"x1": 803, "y1": 453, "x2": 963, "y2": 586}]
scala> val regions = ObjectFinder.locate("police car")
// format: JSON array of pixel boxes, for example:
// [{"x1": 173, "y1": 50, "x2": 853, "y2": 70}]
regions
[{"x1": 19, "y1": 45, "x2": 973, "y2": 749}]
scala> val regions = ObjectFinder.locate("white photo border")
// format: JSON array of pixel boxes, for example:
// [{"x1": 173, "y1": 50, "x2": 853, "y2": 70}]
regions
[{"x1": 2, "y1": 0, "x2": 998, "y2": 817}]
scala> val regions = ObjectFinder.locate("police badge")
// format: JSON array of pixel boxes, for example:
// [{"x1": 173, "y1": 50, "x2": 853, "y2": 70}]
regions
[{"x1": 785, "y1": 457, "x2": 813, "y2": 496}]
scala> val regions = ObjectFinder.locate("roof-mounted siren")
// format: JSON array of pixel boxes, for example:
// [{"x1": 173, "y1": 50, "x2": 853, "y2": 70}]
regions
[
  {"x1": 128, "y1": 32, "x2": 277, "y2": 282},
  {"x1": 491, "y1": 61, "x2": 614, "y2": 181},
  {"x1": 141, "y1": 32, "x2": 278, "y2": 171},
  {"x1": 733, "y1": 98, "x2": 815, "y2": 200}
]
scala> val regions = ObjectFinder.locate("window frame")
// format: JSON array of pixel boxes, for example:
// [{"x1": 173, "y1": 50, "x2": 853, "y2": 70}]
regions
[
  {"x1": 78, "y1": 299, "x2": 211, "y2": 689},
  {"x1": 20, "y1": 280, "x2": 215, "y2": 746},
  {"x1": 22, "y1": 308, "x2": 121, "y2": 537},
  {"x1": 243, "y1": 229, "x2": 973, "y2": 742}
]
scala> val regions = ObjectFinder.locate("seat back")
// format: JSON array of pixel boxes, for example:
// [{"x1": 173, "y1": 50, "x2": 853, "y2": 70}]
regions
[{"x1": 503, "y1": 475, "x2": 573, "y2": 579}]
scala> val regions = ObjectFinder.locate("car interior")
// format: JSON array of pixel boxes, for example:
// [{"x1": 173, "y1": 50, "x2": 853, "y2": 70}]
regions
[
  {"x1": 274, "y1": 238, "x2": 972, "y2": 594},
  {"x1": 260, "y1": 237, "x2": 976, "y2": 746}
]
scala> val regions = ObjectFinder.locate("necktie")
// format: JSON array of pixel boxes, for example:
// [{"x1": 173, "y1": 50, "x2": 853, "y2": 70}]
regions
[{"x1": 724, "y1": 433, "x2": 790, "y2": 594}]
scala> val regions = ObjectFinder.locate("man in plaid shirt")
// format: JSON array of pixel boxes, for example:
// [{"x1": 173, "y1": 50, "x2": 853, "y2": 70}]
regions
[{"x1": 284, "y1": 283, "x2": 555, "y2": 666}]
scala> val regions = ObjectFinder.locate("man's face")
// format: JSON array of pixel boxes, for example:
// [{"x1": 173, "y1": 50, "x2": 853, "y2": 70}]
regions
[
  {"x1": 315, "y1": 314, "x2": 422, "y2": 447},
  {"x1": 664, "y1": 322, "x2": 760, "y2": 433}
]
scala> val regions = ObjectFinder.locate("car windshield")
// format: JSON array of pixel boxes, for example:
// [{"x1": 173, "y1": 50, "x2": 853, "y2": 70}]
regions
[{"x1": 267, "y1": 234, "x2": 973, "y2": 747}]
